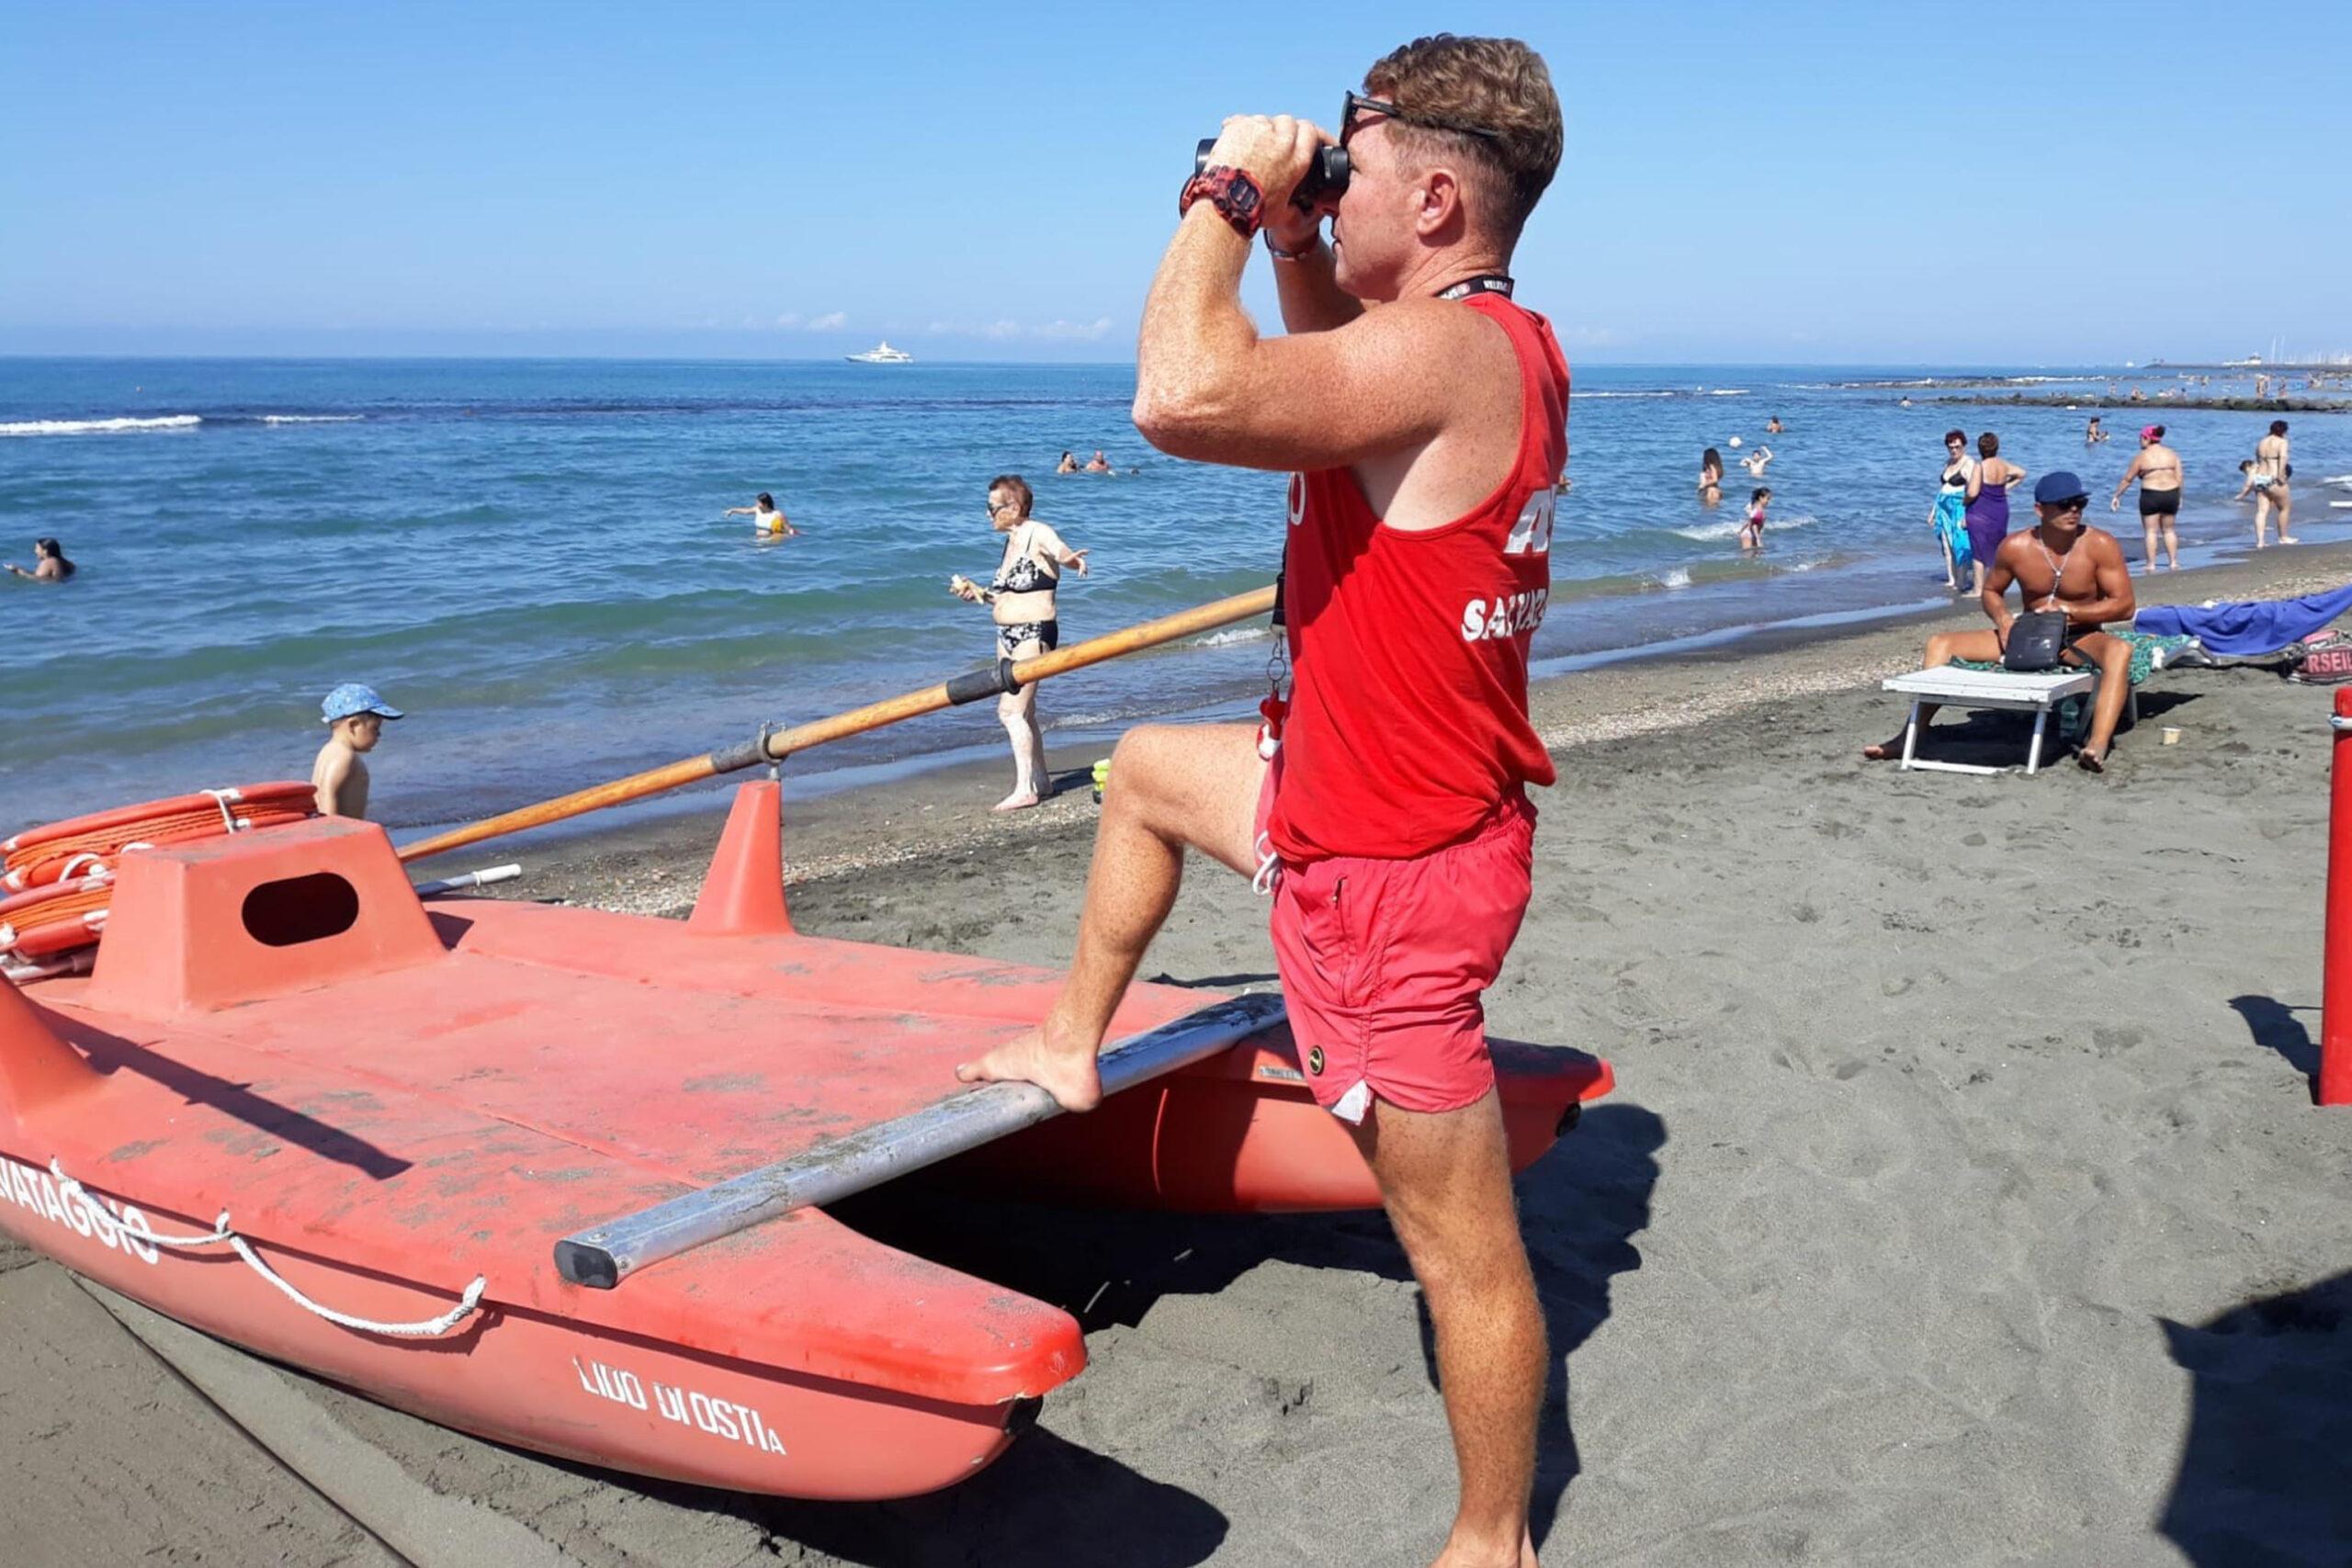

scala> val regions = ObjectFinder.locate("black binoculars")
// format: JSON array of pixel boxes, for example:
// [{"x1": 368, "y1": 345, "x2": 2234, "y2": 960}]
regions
[{"x1": 1193, "y1": 139, "x2": 1350, "y2": 208}]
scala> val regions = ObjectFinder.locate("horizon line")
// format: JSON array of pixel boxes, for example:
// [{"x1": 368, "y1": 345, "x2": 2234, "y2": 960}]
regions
[{"x1": 0, "y1": 350, "x2": 2215, "y2": 371}]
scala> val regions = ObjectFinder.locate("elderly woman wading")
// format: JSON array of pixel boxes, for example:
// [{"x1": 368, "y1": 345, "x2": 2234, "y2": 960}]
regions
[{"x1": 951, "y1": 474, "x2": 1089, "y2": 811}]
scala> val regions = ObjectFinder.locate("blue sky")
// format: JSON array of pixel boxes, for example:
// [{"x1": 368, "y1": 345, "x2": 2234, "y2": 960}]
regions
[{"x1": 4, "y1": 1, "x2": 2346, "y2": 364}]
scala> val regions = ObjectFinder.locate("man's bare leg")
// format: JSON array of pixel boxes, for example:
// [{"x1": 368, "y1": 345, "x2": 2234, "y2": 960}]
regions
[
  {"x1": 956, "y1": 722, "x2": 1264, "y2": 1109},
  {"x1": 1862, "y1": 628, "x2": 2003, "y2": 759},
  {"x1": 2074, "y1": 630, "x2": 2133, "y2": 770},
  {"x1": 1354, "y1": 1090, "x2": 1547, "y2": 1568}
]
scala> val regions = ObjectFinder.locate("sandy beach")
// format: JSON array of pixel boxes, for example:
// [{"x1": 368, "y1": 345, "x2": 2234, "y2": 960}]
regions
[{"x1": 6, "y1": 543, "x2": 2352, "y2": 1565}]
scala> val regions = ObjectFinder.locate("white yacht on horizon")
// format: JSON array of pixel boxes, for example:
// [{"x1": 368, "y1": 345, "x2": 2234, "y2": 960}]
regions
[{"x1": 845, "y1": 341, "x2": 913, "y2": 365}]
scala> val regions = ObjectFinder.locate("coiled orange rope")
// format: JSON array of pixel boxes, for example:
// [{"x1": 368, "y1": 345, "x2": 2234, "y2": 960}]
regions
[
  {"x1": 3, "y1": 783, "x2": 315, "y2": 891},
  {"x1": 1, "y1": 783, "x2": 316, "y2": 962}
]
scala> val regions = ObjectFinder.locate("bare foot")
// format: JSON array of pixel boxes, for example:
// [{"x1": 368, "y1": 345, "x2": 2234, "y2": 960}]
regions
[
  {"x1": 1860, "y1": 732, "x2": 1911, "y2": 761},
  {"x1": 955, "y1": 1014, "x2": 1104, "y2": 1111},
  {"x1": 2280, "y1": 535, "x2": 2301, "y2": 545},
  {"x1": 991, "y1": 790, "x2": 1041, "y2": 813},
  {"x1": 1430, "y1": 1527, "x2": 1538, "y2": 1568},
  {"x1": 2077, "y1": 747, "x2": 2107, "y2": 774}
]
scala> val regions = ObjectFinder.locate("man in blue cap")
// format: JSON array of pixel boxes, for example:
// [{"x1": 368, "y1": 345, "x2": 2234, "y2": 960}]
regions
[
  {"x1": 311, "y1": 682, "x2": 405, "y2": 818},
  {"x1": 1864, "y1": 468, "x2": 2135, "y2": 772}
]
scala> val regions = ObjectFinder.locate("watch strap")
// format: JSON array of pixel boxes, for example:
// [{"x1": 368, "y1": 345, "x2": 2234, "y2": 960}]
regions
[{"x1": 1180, "y1": 164, "x2": 1266, "y2": 238}]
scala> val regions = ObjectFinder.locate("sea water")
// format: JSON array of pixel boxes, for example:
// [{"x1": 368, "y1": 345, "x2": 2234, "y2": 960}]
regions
[{"x1": 1, "y1": 356, "x2": 2345, "y2": 833}]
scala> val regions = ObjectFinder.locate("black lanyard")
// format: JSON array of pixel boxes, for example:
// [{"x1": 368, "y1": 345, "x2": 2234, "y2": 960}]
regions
[{"x1": 1437, "y1": 274, "x2": 1514, "y2": 300}]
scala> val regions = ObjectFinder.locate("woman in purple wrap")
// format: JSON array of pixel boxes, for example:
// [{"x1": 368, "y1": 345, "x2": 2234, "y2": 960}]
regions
[{"x1": 1962, "y1": 432, "x2": 2027, "y2": 594}]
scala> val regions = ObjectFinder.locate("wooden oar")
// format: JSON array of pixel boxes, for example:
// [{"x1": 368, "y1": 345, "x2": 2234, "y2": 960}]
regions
[{"x1": 397, "y1": 583, "x2": 1276, "y2": 863}]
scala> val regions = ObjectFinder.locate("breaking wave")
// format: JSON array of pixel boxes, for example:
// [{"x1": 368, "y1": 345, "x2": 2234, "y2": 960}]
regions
[{"x1": 0, "y1": 414, "x2": 203, "y2": 437}]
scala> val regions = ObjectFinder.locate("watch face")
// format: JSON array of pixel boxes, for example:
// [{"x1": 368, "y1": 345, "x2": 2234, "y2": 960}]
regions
[{"x1": 1225, "y1": 174, "x2": 1260, "y2": 218}]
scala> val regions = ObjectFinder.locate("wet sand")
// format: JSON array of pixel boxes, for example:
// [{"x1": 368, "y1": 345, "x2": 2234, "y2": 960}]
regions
[{"x1": 6, "y1": 543, "x2": 2352, "y2": 1565}]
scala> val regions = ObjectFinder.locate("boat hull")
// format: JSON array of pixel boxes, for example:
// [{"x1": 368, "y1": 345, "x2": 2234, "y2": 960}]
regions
[{"x1": 0, "y1": 1170, "x2": 1025, "y2": 1498}]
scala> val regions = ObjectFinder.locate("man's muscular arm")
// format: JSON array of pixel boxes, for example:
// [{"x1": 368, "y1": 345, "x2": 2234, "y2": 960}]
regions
[
  {"x1": 1981, "y1": 547, "x2": 2019, "y2": 635},
  {"x1": 2063, "y1": 535, "x2": 2136, "y2": 627},
  {"x1": 1269, "y1": 233, "x2": 1363, "y2": 335},
  {"x1": 1260, "y1": 140, "x2": 1362, "y2": 336},
  {"x1": 1135, "y1": 115, "x2": 1484, "y2": 474}
]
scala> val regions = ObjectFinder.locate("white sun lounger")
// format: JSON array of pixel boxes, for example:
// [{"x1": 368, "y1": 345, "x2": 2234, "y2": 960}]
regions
[{"x1": 1880, "y1": 667, "x2": 2098, "y2": 774}]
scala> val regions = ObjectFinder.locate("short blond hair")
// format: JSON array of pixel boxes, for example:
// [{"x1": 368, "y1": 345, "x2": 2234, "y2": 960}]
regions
[{"x1": 1364, "y1": 34, "x2": 1562, "y2": 241}]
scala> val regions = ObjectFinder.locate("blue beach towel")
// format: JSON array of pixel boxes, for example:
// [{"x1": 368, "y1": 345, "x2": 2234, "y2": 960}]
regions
[{"x1": 2136, "y1": 586, "x2": 2352, "y2": 657}]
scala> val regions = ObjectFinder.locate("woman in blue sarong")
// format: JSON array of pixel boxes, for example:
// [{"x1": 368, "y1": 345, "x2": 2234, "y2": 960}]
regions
[{"x1": 1929, "y1": 429, "x2": 1974, "y2": 590}]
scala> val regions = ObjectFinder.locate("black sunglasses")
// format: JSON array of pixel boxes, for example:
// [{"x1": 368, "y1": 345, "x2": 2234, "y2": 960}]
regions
[{"x1": 1340, "y1": 90, "x2": 1504, "y2": 150}]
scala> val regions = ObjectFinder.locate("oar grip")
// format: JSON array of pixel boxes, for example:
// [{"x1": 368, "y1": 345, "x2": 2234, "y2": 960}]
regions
[
  {"x1": 707, "y1": 736, "x2": 774, "y2": 775},
  {"x1": 944, "y1": 659, "x2": 1020, "y2": 705}
]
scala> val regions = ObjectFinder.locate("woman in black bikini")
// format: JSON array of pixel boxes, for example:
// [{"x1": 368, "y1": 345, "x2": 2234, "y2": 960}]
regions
[
  {"x1": 2109, "y1": 424, "x2": 2181, "y2": 572},
  {"x1": 951, "y1": 474, "x2": 1089, "y2": 811}
]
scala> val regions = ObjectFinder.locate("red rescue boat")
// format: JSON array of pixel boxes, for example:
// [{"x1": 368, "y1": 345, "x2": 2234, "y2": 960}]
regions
[{"x1": 0, "y1": 782, "x2": 1611, "y2": 1499}]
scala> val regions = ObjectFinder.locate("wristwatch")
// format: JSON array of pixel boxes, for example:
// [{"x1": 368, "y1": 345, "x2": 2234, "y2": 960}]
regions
[{"x1": 1180, "y1": 164, "x2": 1265, "y2": 238}]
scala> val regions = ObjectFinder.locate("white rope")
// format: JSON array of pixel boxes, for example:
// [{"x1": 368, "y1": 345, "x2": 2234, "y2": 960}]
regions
[
  {"x1": 1251, "y1": 830, "x2": 1283, "y2": 897},
  {"x1": 199, "y1": 787, "x2": 243, "y2": 835},
  {"x1": 226, "y1": 1233, "x2": 488, "y2": 1337},
  {"x1": 48, "y1": 1159, "x2": 487, "y2": 1338}
]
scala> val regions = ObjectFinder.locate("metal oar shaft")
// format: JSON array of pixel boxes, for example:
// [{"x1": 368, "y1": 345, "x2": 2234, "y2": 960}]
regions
[
  {"x1": 399, "y1": 584, "x2": 1276, "y2": 863},
  {"x1": 553, "y1": 992, "x2": 1285, "y2": 1290}
]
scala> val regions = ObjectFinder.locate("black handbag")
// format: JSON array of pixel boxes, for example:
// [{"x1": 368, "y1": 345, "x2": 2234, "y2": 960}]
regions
[{"x1": 2002, "y1": 610, "x2": 2069, "y2": 672}]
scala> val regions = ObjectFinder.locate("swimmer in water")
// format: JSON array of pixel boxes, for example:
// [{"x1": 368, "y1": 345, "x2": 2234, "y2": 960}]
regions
[
  {"x1": 1057, "y1": 450, "x2": 1080, "y2": 473},
  {"x1": 1083, "y1": 449, "x2": 1114, "y2": 474},
  {"x1": 724, "y1": 492, "x2": 797, "y2": 538},
  {"x1": 4, "y1": 536, "x2": 75, "y2": 582},
  {"x1": 1698, "y1": 446, "x2": 1724, "y2": 505},
  {"x1": 1740, "y1": 487, "x2": 1770, "y2": 550},
  {"x1": 1766, "y1": 415, "x2": 1783, "y2": 434},
  {"x1": 1740, "y1": 445, "x2": 1773, "y2": 478}
]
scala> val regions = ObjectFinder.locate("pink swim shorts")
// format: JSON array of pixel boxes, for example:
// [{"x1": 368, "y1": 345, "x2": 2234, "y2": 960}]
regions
[{"x1": 1255, "y1": 768, "x2": 1534, "y2": 1122}]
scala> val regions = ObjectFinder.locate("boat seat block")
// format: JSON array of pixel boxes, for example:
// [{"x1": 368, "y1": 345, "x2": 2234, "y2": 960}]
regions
[{"x1": 85, "y1": 817, "x2": 445, "y2": 1018}]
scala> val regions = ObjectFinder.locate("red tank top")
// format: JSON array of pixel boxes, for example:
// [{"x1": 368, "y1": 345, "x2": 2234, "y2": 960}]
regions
[{"x1": 1267, "y1": 291, "x2": 1569, "y2": 863}]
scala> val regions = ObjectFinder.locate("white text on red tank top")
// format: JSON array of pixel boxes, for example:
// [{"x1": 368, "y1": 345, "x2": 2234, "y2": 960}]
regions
[{"x1": 1460, "y1": 490, "x2": 1555, "y2": 641}]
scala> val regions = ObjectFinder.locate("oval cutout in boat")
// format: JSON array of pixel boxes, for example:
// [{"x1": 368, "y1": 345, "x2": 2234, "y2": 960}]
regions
[{"x1": 242, "y1": 872, "x2": 360, "y2": 947}]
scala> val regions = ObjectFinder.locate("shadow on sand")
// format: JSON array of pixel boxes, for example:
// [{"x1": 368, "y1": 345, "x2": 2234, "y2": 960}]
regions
[
  {"x1": 1892, "y1": 686, "x2": 2199, "y2": 770},
  {"x1": 2158, "y1": 1269, "x2": 2352, "y2": 1565},
  {"x1": 791, "y1": 1099, "x2": 1664, "y2": 1563},
  {"x1": 2227, "y1": 994, "x2": 2321, "y2": 1100},
  {"x1": 599, "y1": 1423, "x2": 1228, "y2": 1568}
]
